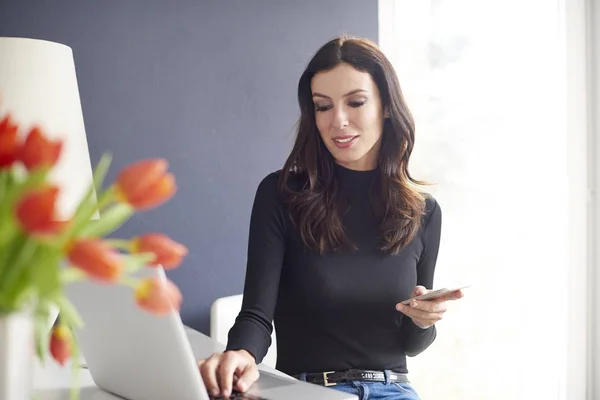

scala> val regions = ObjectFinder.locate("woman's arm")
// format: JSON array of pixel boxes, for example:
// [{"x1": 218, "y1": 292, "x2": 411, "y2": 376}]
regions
[
  {"x1": 399, "y1": 197, "x2": 442, "y2": 356},
  {"x1": 224, "y1": 172, "x2": 287, "y2": 364}
]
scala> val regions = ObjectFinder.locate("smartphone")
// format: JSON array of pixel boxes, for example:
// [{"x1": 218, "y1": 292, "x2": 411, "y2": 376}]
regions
[{"x1": 400, "y1": 286, "x2": 469, "y2": 305}]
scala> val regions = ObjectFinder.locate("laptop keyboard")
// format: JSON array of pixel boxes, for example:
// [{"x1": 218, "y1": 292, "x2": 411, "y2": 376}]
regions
[{"x1": 209, "y1": 391, "x2": 268, "y2": 400}]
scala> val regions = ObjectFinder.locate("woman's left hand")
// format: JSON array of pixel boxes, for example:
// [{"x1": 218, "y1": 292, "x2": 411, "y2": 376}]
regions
[{"x1": 395, "y1": 285, "x2": 464, "y2": 329}]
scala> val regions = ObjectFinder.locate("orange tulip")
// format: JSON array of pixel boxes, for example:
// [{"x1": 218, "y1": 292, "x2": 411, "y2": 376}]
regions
[
  {"x1": 18, "y1": 126, "x2": 63, "y2": 171},
  {"x1": 135, "y1": 277, "x2": 182, "y2": 316},
  {"x1": 67, "y1": 238, "x2": 123, "y2": 282},
  {"x1": 49, "y1": 325, "x2": 72, "y2": 366},
  {"x1": 15, "y1": 186, "x2": 67, "y2": 235},
  {"x1": 0, "y1": 114, "x2": 19, "y2": 168},
  {"x1": 115, "y1": 159, "x2": 176, "y2": 210},
  {"x1": 132, "y1": 233, "x2": 188, "y2": 269}
]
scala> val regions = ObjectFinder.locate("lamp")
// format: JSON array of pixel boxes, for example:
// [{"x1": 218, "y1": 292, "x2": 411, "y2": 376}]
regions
[
  {"x1": 0, "y1": 37, "x2": 96, "y2": 220},
  {"x1": 0, "y1": 36, "x2": 96, "y2": 340}
]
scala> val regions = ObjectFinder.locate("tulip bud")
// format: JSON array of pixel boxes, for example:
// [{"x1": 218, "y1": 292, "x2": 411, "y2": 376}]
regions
[
  {"x1": 67, "y1": 238, "x2": 123, "y2": 282},
  {"x1": 15, "y1": 186, "x2": 67, "y2": 235},
  {"x1": 115, "y1": 159, "x2": 176, "y2": 211},
  {"x1": 132, "y1": 233, "x2": 188, "y2": 269},
  {"x1": 0, "y1": 114, "x2": 19, "y2": 168},
  {"x1": 135, "y1": 277, "x2": 182, "y2": 316},
  {"x1": 50, "y1": 325, "x2": 72, "y2": 366},
  {"x1": 19, "y1": 126, "x2": 63, "y2": 171}
]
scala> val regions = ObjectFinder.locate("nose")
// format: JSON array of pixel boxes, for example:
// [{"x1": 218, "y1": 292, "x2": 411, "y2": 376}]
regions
[{"x1": 332, "y1": 107, "x2": 349, "y2": 129}]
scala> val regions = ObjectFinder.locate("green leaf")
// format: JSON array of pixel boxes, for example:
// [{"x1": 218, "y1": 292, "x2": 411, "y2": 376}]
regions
[
  {"x1": 78, "y1": 203, "x2": 134, "y2": 238},
  {"x1": 0, "y1": 236, "x2": 38, "y2": 307},
  {"x1": 0, "y1": 170, "x2": 8, "y2": 203},
  {"x1": 53, "y1": 294, "x2": 83, "y2": 329},
  {"x1": 0, "y1": 223, "x2": 18, "y2": 250},
  {"x1": 92, "y1": 153, "x2": 113, "y2": 194},
  {"x1": 0, "y1": 170, "x2": 20, "y2": 248},
  {"x1": 0, "y1": 232, "x2": 26, "y2": 286},
  {"x1": 30, "y1": 246, "x2": 61, "y2": 297},
  {"x1": 58, "y1": 153, "x2": 115, "y2": 244},
  {"x1": 70, "y1": 153, "x2": 112, "y2": 221},
  {"x1": 34, "y1": 299, "x2": 52, "y2": 363}
]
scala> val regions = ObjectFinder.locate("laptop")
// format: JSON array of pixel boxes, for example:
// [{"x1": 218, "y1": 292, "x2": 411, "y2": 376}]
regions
[{"x1": 64, "y1": 265, "x2": 356, "y2": 400}]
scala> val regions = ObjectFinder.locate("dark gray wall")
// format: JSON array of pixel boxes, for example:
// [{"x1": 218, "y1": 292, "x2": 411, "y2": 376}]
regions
[{"x1": 0, "y1": 1, "x2": 378, "y2": 334}]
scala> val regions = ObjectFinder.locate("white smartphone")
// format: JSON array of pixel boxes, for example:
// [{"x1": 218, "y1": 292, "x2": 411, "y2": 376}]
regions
[{"x1": 400, "y1": 286, "x2": 469, "y2": 305}]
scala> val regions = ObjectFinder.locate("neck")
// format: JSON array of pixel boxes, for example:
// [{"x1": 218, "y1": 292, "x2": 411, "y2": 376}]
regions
[
  {"x1": 335, "y1": 147, "x2": 380, "y2": 171},
  {"x1": 336, "y1": 160, "x2": 376, "y2": 171}
]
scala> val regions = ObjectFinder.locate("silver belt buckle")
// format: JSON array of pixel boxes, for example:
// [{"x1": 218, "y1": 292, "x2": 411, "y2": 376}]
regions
[{"x1": 323, "y1": 371, "x2": 336, "y2": 386}]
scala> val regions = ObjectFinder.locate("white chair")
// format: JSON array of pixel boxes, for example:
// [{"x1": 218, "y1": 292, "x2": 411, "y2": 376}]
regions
[{"x1": 210, "y1": 294, "x2": 278, "y2": 368}]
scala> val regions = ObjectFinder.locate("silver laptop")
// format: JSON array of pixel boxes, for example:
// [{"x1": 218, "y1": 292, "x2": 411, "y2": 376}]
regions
[{"x1": 65, "y1": 265, "x2": 356, "y2": 400}]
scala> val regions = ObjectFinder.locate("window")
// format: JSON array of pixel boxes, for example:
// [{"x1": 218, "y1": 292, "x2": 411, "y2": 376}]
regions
[{"x1": 378, "y1": 0, "x2": 592, "y2": 398}]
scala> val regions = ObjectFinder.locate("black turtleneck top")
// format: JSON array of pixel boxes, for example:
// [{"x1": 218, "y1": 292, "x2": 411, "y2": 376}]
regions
[{"x1": 226, "y1": 165, "x2": 442, "y2": 376}]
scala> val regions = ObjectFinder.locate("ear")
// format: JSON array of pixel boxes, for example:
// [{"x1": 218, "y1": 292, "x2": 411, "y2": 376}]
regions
[{"x1": 383, "y1": 109, "x2": 390, "y2": 118}]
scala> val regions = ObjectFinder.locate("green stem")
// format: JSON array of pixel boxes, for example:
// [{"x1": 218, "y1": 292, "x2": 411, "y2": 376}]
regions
[
  {"x1": 60, "y1": 267, "x2": 88, "y2": 284},
  {"x1": 0, "y1": 237, "x2": 37, "y2": 307},
  {"x1": 0, "y1": 169, "x2": 8, "y2": 203},
  {"x1": 94, "y1": 186, "x2": 116, "y2": 213},
  {"x1": 0, "y1": 222, "x2": 17, "y2": 248},
  {"x1": 57, "y1": 186, "x2": 116, "y2": 247},
  {"x1": 0, "y1": 230, "x2": 21, "y2": 283},
  {"x1": 70, "y1": 331, "x2": 81, "y2": 400},
  {"x1": 0, "y1": 169, "x2": 17, "y2": 248},
  {"x1": 53, "y1": 294, "x2": 83, "y2": 329},
  {"x1": 34, "y1": 298, "x2": 51, "y2": 363}
]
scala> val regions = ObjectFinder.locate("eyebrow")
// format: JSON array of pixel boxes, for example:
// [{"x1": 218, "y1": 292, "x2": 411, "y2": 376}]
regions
[{"x1": 312, "y1": 89, "x2": 368, "y2": 99}]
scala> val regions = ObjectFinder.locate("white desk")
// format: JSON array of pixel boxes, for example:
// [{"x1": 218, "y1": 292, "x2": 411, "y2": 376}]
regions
[{"x1": 33, "y1": 326, "x2": 294, "y2": 400}]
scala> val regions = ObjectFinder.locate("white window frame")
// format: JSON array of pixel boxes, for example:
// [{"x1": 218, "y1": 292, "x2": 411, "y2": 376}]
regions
[
  {"x1": 589, "y1": 0, "x2": 600, "y2": 398},
  {"x1": 560, "y1": 0, "x2": 593, "y2": 397}
]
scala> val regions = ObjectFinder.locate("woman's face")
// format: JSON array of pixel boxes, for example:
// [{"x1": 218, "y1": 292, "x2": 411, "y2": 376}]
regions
[{"x1": 311, "y1": 63, "x2": 385, "y2": 171}]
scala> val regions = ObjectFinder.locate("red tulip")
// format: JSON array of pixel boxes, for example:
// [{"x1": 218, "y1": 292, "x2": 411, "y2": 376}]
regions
[
  {"x1": 115, "y1": 159, "x2": 176, "y2": 210},
  {"x1": 67, "y1": 238, "x2": 123, "y2": 282},
  {"x1": 132, "y1": 233, "x2": 188, "y2": 269},
  {"x1": 49, "y1": 325, "x2": 72, "y2": 366},
  {"x1": 135, "y1": 277, "x2": 182, "y2": 316},
  {"x1": 19, "y1": 126, "x2": 63, "y2": 170},
  {"x1": 0, "y1": 114, "x2": 19, "y2": 168},
  {"x1": 15, "y1": 186, "x2": 67, "y2": 235}
]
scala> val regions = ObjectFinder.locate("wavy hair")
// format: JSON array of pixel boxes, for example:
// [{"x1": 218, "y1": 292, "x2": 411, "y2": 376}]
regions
[{"x1": 279, "y1": 36, "x2": 427, "y2": 255}]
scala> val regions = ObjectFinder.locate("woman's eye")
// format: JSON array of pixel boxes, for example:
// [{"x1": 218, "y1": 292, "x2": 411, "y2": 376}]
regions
[
  {"x1": 349, "y1": 100, "x2": 366, "y2": 108},
  {"x1": 315, "y1": 105, "x2": 332, "y2": 112}
]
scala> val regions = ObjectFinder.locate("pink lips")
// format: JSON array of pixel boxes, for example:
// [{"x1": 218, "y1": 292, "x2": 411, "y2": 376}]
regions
[{"x1": 332, "y1": 135, "x2": 358, "y2": 149}]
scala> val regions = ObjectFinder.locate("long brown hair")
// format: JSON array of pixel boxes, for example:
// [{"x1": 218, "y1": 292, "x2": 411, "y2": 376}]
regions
[{"x1": 279, "y1": 35, "x2": 427, "y2": 255}]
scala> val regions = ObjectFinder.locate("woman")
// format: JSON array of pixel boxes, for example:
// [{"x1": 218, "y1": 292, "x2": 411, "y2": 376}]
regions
[{"x1": 198, "y1": 35, "x2": 464, "y2": 400}]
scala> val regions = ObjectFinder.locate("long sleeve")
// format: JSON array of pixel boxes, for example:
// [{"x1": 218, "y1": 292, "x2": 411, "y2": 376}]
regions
[
  {"x1": 400, "y1": 197, "x2": 442, "y2": 357},
  {"x1": 225, "y1": 173, "x2": 287, "y2": 364}
]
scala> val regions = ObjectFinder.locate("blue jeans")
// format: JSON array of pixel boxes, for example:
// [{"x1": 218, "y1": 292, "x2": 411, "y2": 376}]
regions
[{"x1": 296, "y1": 370, "x2": 420, "y2": 400}]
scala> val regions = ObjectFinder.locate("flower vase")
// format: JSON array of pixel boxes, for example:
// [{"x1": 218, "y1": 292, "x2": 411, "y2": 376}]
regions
[{"x1": 0, "y1": 311, "x2": 34, "y2": 400}]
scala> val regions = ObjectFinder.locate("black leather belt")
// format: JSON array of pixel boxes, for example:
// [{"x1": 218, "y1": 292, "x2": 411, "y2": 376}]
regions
[{"x1": 295, "y1": 369, "x2": 409, "y2": 387}]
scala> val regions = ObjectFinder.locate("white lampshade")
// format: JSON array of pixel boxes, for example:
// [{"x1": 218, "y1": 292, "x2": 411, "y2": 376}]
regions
[{"x1": 0, "y1": 37, "x2": 96, "y2": 220}]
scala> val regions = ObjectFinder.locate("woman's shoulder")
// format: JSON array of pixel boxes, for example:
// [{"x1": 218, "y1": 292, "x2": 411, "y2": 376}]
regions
[
  {"x1": 256, "y1": 168, "x2": 307, "y2": 193},
  {"x1": 421, "y1": 192, "x2": 442, "y2": 225},
  {"x1": 254, "y1": 169, "x2": 306, "y2": 201},
  {"x1": 257, "y1": 170, "x2": 281, "y2": 189}
]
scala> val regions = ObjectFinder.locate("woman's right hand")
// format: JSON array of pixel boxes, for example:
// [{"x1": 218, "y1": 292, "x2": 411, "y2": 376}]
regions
[{"x1": 198, "y1": 349, "x2": 259, "y2": 398}]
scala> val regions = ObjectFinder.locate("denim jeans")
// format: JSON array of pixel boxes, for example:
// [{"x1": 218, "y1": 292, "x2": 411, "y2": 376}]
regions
[{"x1": 296, "y1": 370, "x2": 420, "y2": 400}]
